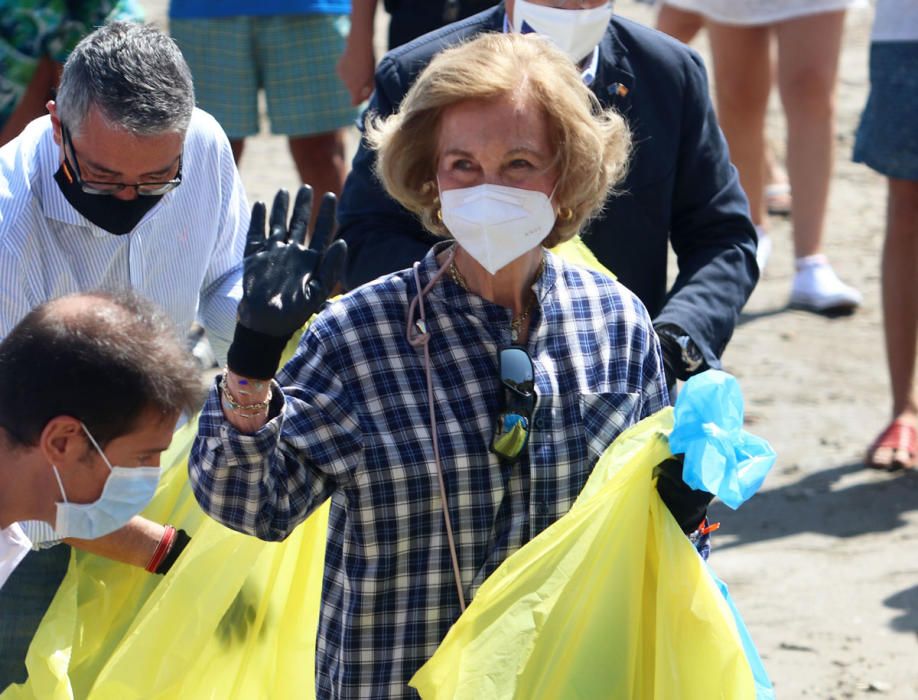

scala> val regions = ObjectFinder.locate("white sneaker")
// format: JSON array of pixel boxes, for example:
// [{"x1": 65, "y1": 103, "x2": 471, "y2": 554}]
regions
[
  {"x1": 755, "y1": 226, "x2": 772, "y2": 274},
  {"x1": 789, "y1": 256, "x2": 862, "y2": 314}
]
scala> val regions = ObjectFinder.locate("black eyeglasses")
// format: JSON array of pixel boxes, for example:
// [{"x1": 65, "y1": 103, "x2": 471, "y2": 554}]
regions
[
  {"x1": 491, "y1": 346, "x2": 536, "y2": 463},
  {"x1": 61, "y1": 124, "x2": 183, "y2": 196}
]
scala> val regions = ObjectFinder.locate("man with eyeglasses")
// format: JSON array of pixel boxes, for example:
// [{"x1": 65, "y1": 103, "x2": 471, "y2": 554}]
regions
[
  {"x1": 337, "y1": 0, "x2": 759, "y2": 392},
  {"x1": 0, "y1": 21, "x2": 248, "y2": 685}
]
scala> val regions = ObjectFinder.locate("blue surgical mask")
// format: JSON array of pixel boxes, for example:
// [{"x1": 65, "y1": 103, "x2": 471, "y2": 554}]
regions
[{"x1": 51, "y1": 423, "x2": 161, "y2": 540}]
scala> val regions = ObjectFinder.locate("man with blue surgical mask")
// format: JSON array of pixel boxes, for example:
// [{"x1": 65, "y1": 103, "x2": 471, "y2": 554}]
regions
[
  {"x1": 0, "y1": 292, "x2": 203, "y2": 677},
  {"x1": 337, "y1": 0, "x2": 759, "y2": 393}
]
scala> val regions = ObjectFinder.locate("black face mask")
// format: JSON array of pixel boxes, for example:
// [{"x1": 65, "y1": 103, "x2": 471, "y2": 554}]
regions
[{"x1": 53, "y1": 163, "x2": 164, "y2": 236}]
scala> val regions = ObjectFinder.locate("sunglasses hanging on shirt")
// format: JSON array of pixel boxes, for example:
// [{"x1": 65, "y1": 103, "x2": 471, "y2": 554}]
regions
[{"x1": 491, "y1": 346, "x2": 537, "y2": 463}]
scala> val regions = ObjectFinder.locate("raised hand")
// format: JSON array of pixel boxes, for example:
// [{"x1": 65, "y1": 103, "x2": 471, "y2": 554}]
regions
[
  {"x1": 238, "y1": 186, "x2": 347, "y2": 338},
  {"x1": 228, "y1": 185, "x2": 347, "y2": 380}
]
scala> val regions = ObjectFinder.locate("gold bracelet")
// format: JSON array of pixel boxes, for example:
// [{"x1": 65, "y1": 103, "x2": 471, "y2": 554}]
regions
[{"x1": 221, "y1": 369, "x2": 272, "y2": 416}]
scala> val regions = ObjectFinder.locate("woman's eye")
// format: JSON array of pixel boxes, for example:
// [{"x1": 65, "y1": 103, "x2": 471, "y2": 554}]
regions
[
  {"x1": 452, "y1": 159, "x2": 475, "y2": 171},
  {"x1": 509, "y1": 159, "x2": 534, "y2": 169}
]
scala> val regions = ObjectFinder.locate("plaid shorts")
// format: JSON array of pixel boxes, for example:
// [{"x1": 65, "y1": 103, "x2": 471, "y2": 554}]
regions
[
  {"x1": 170, "y1": 14, "x2": 358, "y2": 138},
  {"x1": 0, "y1": 0, "x2": 141, "y2": 129}
]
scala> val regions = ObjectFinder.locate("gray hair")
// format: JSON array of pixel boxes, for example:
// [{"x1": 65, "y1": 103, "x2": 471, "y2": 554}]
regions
[{"x1": 56, "y1": 21, "x2": 195, "y2": 137}]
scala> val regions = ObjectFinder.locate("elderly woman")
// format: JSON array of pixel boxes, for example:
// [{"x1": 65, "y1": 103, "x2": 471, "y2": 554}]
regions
[{"x1": 190, "y1": 33, "x2": 693, "y2": 699}]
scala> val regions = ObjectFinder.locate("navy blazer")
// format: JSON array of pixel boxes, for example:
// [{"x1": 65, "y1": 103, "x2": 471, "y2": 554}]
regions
[{"x1": 336, "y1": 3, "x2": 758, "y2": 370}]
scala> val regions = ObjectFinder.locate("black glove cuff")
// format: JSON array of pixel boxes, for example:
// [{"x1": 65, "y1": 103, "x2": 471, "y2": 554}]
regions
[
  {"x1": 154, "y1": 528, "x2": 191, "y2": 575},
  {"x1": 655, "y1": 456, "x2": 715, "y2": 534},
  {"x1": 227, "y1": 323, "x2": 290, "y2": 380}
]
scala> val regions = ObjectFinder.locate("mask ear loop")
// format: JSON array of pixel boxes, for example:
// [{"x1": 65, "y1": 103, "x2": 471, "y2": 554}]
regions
[
  {"x1": 406, "y1": 246, "x2": 467, "y2": 613},
  {"x1": 80, "y1": 422, "x2": 114, "y2": 472},
  {"x1": 51, "y1": 465, "x2": 69, "y2": 503}
]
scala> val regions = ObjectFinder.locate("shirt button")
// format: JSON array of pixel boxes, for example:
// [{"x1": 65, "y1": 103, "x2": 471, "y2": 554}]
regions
[{"x1": 534, "y1": 417, "x2": 545, "y2": 430}]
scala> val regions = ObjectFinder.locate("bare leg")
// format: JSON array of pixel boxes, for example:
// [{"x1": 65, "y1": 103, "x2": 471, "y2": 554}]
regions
[
  {"x1": 763, "y1": 142, "x2": 792, "y2": 214},
  {"x1": 706, "y1": 21, "x2": 772, "y2": 228},
  {"x1": 882, "y1": 178, "x2": 918, "y2": 422},
  {"x1": 774, "y1": 11, "x2": 845, "y2": 258},
  {"x1": 229, "y1": 138, "x2": 245, "y2": 164},
  {"x1": 288, "y1": 129, "x2": 348, "y2": 202},
  {"x1": 868, "y1": 178, "x2": 918, "y2": 467},
  {"x1": 656, "y1": 4, "x2": 704, "y2": 44}
]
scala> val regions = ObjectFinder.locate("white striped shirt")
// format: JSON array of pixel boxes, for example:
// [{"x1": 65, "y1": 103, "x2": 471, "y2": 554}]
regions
[
  {"x1": 0, "y1": 108, "x2": 249, "y2": 545},
  {"x1": 0, "y1": 108, "x2": 247, "y2": 358}
]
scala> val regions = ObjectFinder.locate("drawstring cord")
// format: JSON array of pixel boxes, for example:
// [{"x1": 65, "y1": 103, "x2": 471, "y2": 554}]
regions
[{"x1": 406, "y1": 246, "x2": 467, "y2": 613}]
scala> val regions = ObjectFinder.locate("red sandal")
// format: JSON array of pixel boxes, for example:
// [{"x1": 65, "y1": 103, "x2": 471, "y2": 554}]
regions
[{"x1": 866, "y1": 419, "x2": 918, "y2": 470}]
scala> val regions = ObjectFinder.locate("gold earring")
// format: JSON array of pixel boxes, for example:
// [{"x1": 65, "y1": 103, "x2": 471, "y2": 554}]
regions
[
  {"x1": 436, "y1": 208, "x2": 443, "y2": 222},
  {"x1": 558, "y1": 207, "x2": 573, "y2": 222}
]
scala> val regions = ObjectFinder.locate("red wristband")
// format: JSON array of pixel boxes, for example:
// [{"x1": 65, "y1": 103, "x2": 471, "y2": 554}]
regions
[
  {"x1": 146, "y1": 525, "x2": 177, "y2": 573},
  {"x1": 698, "y1": 518, "x2": 721, "y2": 536}
]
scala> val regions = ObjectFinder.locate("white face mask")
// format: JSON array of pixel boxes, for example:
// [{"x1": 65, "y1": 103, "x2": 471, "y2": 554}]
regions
[
  {"x1": 52, "y1": 423, "x2": 161, "y2": 540},
  {"x1": 512, "y1": 0, "x2": 614, "y2": 64},
  {"x1": 439, "y1": 183, "x2": 557, "y2": 275}
]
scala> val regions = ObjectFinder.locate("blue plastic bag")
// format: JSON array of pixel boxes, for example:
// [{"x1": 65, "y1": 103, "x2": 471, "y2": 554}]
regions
[
  {"x1": 706, "y1": 563, "x2": 776, "y2": 700},
  {"x1": 669, "y1": 370, "x2": 777, "y2": 509}
]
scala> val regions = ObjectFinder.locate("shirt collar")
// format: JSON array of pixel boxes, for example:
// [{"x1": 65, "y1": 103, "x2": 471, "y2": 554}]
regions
[
  {"x1": 502, "y1": 14, "x2": 599, "y2": 86},
  {"x1": 413, "y1": 242, "x2": 560, "y2": 321}
]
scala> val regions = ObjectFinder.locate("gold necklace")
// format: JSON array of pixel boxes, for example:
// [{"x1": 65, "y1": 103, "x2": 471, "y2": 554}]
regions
[
  {"x1": 509, "y1": 300, "x2": 535, "y2": 343},
  {"x1": 448, "y1": 257, "x2": 544, "y2": 342}
]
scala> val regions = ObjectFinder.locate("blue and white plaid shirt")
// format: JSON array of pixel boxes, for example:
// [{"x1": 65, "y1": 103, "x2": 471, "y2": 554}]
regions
[{"x1": 190, "y1": 245, "x2": 669, "y2": 699}]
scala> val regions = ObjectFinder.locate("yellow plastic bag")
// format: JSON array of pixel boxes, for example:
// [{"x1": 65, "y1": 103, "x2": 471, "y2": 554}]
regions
[
  {"x1": 3, "y1": 332, "x2": 330, "y2": 700},
  {"x1": 410, "y1": 408, "x2": 757, "y2": 699},
  {"x1": 553, "y1": 235, "x2": 616, "y2": 280}
]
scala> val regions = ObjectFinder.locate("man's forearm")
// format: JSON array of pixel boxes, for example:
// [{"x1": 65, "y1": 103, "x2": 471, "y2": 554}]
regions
[{"x1": 64, "y1": 515, "x2": 164, "y2": 569}]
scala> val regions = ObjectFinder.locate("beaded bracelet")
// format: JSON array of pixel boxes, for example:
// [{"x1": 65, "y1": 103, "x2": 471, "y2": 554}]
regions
[
  {"x1": 145, "y1": 525, "x2": 176, "y2": 573},
  {"x1": 221, "y1": 369, "x2": 272, "y2": 418}
]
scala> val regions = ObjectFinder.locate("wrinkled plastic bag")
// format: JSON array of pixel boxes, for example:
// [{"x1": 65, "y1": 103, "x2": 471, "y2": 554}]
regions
[
  {"x1": 553, "y1": 235, "x2": 616, "y2": 280},
  {"x1": 707, "y1": 564, "x2": 775, "y2": 700},
  {"x1": 411, "y1": 404, "x2": 771, "y2": 699},
  {"x1": 670, "y1": 371, "x2": 777, "y2": 509},
  {"x1": 2, "y1": 332, "x2": 329, "y2": 700},
  {"x1": 2, "y1": 415, "x2": 329, "y2": 700}
]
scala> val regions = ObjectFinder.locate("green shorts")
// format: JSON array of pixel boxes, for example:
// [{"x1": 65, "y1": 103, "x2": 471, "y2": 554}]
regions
[
  {"x1": 0, "y1": 0, "x2": 141, "y2": 129},
  {"x1": 170, "y1": 14, "x2": 358, "y2": 139}
]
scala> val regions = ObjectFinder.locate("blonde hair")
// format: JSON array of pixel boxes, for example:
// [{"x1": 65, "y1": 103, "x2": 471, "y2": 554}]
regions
[{"x1": 366, "y1": 32, "x2": 631, "y2": 247}]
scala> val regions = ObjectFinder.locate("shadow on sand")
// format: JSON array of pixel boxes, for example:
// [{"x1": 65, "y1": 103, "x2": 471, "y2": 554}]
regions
[{"x1": 709, "y1": 460, "x2": 918, "y2": 547}]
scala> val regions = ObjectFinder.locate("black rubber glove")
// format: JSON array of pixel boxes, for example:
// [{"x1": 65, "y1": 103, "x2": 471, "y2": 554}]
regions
[
  {"x1": 654, "y1": 455, "x2": 714, "y2": 534},
  {"x1": 228, "y1": 186, "x2": 347, "y2": 379},
  {"x1": 154, "y1": 528, "x2": 191, "y2": 575},
  {"x1": 217, "y1": 583, "x2": 263, "y2": 647}
]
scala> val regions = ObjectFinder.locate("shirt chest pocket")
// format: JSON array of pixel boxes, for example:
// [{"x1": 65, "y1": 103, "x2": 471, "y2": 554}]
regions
[{"x1": 578, "y1": 392, "x2": 641, "y2": 464}]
